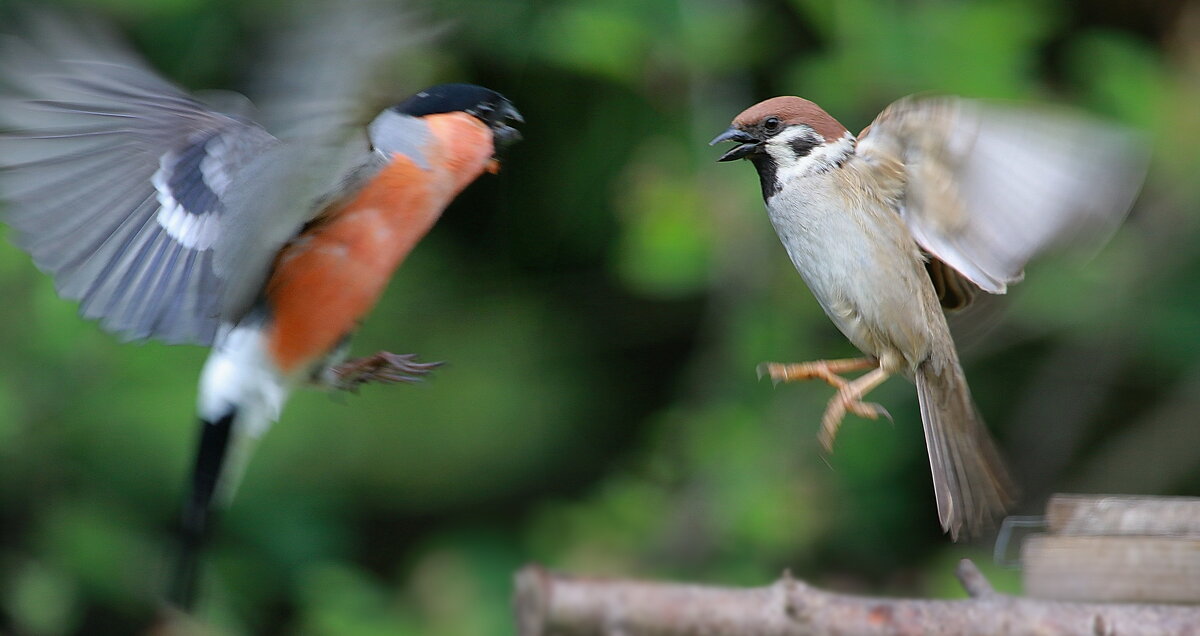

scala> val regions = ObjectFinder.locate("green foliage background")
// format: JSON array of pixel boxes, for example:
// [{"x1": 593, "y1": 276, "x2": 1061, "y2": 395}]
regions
[{"x1": 1, "y1": 0, "x2": 1197, "y2": 633}]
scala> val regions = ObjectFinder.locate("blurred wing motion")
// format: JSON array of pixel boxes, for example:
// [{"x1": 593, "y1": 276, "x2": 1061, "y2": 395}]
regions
[
  {"x1": 249, "y1": 0, "x2": 436, "y2": 137},
  {"x1": 0, "y1": 1, "x2": 434, "y2": 344},
  {"x1": 211, "y1": 0, "x2": 441, "y2": 316},
  {"x1": 0, "y1": 0, "x2": 466, "y2": 613},
  {"x1": 215, "y1": 0, "x2": 438, "y2": 318},
  {"x1": 858, "y1": 96, "x2": 1148, "y2": 296},
  {"x1": 0, "y1": 13, "x2": 278, "y2": 345}
]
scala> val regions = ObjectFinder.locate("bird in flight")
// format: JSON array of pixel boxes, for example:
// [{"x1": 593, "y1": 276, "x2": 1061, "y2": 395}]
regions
[
  {"x1": 713, "y1": 94, "x2": 1144, "y2": 539},
  {"x1": 0, "y1": 4, "x2": 522, "y2": 608}
]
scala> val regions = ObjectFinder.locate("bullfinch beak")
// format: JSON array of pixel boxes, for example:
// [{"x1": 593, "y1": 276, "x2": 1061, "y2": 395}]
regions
[
  {"x1": 0, "y1": 9, "x2": 523, "y2": 610},
  {"x1": 476, "y1": 100, "x2": 524, "y2": 148}
]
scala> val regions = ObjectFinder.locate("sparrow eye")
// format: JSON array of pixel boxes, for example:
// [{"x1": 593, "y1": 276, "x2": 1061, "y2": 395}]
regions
[{"x1": 763, "y1": 116, "x2": 781, "y2": 133}]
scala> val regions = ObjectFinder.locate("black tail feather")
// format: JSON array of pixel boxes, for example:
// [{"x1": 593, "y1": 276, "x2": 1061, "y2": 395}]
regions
[{"x1": 168, "y1": 410, "x2": 235, "y2": 610}]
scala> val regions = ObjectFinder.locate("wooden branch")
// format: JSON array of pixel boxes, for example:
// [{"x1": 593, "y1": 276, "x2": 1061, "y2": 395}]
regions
[
  {"x1": 1024, "y1": 494, "x2": 1200, "y2": 603},
  {"x1": 1046, "y1": 494, "x2": 1200, "y2": 536},
  {"x1": 514, "y1": 559, "x2": 1200, "y2": 636},
  {"x1": 1023, "y1": 535, "x2": 1200, "y2": 602}
]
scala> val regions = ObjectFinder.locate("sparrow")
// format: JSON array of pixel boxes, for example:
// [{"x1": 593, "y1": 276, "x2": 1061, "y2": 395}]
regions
[
  {"x1": 711, "y1": 95, "x2": 1144, "y2": 539},
  {"x1": 0, "y1": 8, "x2": 521, "y2": 608}
]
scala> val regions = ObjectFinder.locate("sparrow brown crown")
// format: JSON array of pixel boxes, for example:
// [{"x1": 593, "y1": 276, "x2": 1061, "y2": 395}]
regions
[{"x1": 733, "y1": 97, "x2": 849, "y2": 142}]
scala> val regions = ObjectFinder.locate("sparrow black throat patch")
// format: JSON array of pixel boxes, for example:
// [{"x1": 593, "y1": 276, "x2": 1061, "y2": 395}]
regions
[{"x1": 749, "y1": 155, "x2": 781, "y2": 200}]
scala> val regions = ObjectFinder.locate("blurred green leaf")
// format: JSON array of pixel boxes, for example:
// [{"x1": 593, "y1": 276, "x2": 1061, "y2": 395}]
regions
[
  {"x1": 296, "y1": 563, "x2": 418, "y2": 636},
  {"x1": 537, "y1": 5, "x2": 649, "y2": 82},
  {"x1": 615, "y1": 140, "x2": 713, "y2": 296},
  {"x1": 2, "y1": 560, "x2": 81, "y2": 636}
]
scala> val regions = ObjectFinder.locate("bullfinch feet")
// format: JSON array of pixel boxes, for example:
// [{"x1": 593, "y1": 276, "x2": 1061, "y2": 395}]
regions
[{"x1": 329, "y1": 352, "x2": 443, "y2": 392}]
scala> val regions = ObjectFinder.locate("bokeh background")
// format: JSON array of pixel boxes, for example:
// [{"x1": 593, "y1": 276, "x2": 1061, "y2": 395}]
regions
[{"x1": 1, "y1": 0, "x2": 1197, "y2": 633}]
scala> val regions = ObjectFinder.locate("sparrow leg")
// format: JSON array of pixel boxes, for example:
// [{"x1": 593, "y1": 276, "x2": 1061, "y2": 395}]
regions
[
  {"x1": 818, "y1": 367, "x2": 892, "y2": 452},
  {"x1": 328, "y1": 351, "x2": 443, "y2": 392},
  {"x1": 756, "y1": 357, "x2": 877, "y2": 387}
]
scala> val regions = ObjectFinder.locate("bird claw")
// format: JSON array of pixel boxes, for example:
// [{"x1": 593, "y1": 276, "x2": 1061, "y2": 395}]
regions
[
  {"x1": 818, "y1": 389, "x2": 890, "y2": 452},
  {"x1": 850, "y1": 400, "x2": 890, "y2": 423},
  {"x1": 756, "y1": 362, "x2": 794, "y2": 387},
  {"x1": 757, "y1": 357, "x2": 889, "y2": 451},
  {"x1": 757, "y1": 361, "x2": 847, "y2": 388},
  {"x1": 329, "y1": 351, "x2": 443, "y2": 393}
]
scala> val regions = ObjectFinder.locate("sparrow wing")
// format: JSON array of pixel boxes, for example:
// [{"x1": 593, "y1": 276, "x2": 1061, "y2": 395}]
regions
[
  {"x1": 0, "y1": 13, "x2": 280, "y2": 345},
  {"x1": 857, "y1": 96, "x2": 1147, "y2": 295}
]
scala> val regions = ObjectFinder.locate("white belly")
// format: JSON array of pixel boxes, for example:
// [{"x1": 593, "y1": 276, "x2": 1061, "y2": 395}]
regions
[{"x1": 766, "y1": 185, "x2": 935, "y2": 371}]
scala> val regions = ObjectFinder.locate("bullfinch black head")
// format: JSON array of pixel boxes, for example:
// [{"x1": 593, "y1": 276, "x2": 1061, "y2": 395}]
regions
[{"x1": 393, "y1": 83, "x2": 522, "y2": 147}]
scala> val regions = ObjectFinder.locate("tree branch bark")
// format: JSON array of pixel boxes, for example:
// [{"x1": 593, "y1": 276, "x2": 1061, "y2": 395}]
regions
[{"x1": 514, "y1": 559, "x2": 1200, "y2": 635}]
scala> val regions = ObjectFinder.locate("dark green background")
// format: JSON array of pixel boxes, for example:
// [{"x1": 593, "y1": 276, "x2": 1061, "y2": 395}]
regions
[{"x1": 1, "y1": 0, "x2": 1195, "y2": 633}]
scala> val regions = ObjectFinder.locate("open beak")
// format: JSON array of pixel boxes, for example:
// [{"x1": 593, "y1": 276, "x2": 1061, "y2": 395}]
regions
[
  {"x1": 709, "y1": 127, "x2": 762, "y2": 162},
  {"x1": 487, "y1": 100, "x2": 524, "y2": 148}
]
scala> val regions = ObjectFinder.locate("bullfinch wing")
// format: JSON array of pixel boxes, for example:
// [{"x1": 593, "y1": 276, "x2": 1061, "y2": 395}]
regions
[
  {"x1": 215, "y1": 0, "x2": 438, "y2": 320},
  {"x1": 0, "y1": 2, "x2": 431, "y2": 344}
]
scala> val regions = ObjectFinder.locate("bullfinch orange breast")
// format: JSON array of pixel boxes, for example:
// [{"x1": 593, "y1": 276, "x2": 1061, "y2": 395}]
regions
[{"x1": 0, "y1": 20, "x2": 522, "y2": 609}]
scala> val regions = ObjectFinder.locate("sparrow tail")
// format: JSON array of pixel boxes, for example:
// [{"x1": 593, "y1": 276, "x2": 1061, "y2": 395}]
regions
[{"x1": 915, "y1": 356, "x2": 1015, "y2": 540}]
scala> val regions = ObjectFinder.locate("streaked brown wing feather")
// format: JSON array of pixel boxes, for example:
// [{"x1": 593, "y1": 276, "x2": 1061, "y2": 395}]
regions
[
  {"x1": 925, "y1": 255, "x2": 977, "y2": 311},
  {"x1": 859, "y1": 95, "x2": 1147, "y2": 296}
]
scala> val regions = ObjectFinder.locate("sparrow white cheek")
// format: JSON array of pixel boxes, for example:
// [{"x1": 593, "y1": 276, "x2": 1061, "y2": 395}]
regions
[
  {"x1": 767, "y1": 129, "x2": 856, "y2": 183},
  {"x1": 714, "y1": 94, "x2": 1065, "y2": 539}
]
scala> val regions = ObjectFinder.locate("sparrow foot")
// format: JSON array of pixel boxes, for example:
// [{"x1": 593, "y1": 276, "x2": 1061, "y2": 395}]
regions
[
  {"x1": 774, "y1": 363, "x2": 892, "y2": 452},
  {"x1": 757, "y1": 357, "x2": 893, "y2": 450},
  {"x1": 819, "y1": 388, "x2": 892, "y2": 452},
  {"x1": 757, "y1": 357, "x2": 877, "y2": 388},
  {"x1": 330, "y1": 351, "x2": 443, "y2": 393}
]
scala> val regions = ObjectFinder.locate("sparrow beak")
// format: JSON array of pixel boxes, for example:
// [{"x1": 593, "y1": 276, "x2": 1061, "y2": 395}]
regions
[{"x1": 709, "y1": 127, "x2": 762, "y2": 162}]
